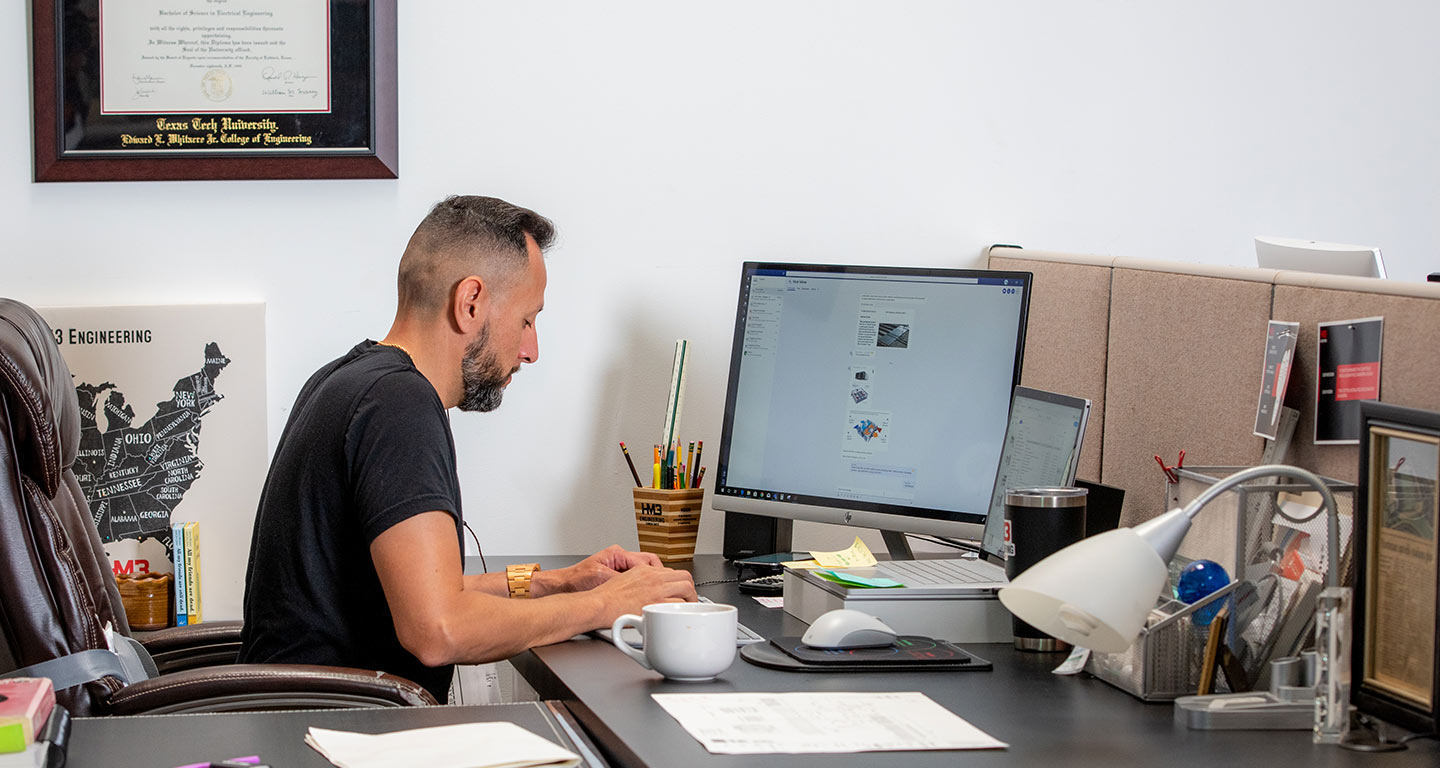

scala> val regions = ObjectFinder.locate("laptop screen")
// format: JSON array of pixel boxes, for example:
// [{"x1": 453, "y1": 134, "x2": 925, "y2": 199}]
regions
[{"x1": 979, "y1": 386, "x2": 1091, "y2": 559}]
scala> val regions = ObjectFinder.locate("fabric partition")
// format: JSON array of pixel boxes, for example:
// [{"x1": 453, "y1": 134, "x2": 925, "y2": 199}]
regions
[
  {"x1": 987, "y1": 250, "x2": 1113, "y2": 484},
  {"x1": 986, "y1": 246, "x2": 1440, "y2": 527},
  {"x1": 1101, "y1": 262, "x2": 1272, "y2": 526}
]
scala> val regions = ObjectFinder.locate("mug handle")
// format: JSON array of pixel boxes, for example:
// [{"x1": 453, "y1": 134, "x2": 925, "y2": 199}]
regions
[{"x1": 610, "y1": 614, "x2": 652, "y2": 670}]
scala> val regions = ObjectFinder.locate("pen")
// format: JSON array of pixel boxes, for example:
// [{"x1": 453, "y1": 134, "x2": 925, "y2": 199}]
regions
[{"x1": 619, "y1": 442, "x2": 643, "y2": 487}]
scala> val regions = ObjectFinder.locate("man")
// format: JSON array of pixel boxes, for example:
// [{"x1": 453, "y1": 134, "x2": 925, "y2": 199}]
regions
[{"x1": 239, "y1": 196, "x2": 696, "y2": 702}]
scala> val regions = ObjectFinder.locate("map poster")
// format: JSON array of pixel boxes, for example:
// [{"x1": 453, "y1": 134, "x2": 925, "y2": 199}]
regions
[
  {"x1": 39, "y1": 303, "x2": 266, "y2": 621},
  {"x1": 1315, "y1": 317, "x2": 1383, "y2": 445}
]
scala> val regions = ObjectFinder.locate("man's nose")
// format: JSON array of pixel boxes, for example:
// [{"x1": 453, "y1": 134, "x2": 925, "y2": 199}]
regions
[{"x1": 520, "y1": 326, "x2": 539, "y2": 364}]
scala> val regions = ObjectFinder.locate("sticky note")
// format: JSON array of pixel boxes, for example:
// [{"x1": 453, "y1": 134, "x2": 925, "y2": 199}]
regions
[
  {"x1": 816, "y1": 569, "x2": 904, "y2": 588},
  {"x1": 809, "y1": 537, "x2": 878, "y2": 568}
]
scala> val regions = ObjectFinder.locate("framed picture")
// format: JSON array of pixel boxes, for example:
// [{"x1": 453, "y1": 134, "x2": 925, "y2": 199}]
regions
[
  {"x1": 1354, "y1": 401, "x2": 1440, "y2": 735},
  {"x1": 32, "y1": 0, "x2": 397, "y2": 182}
]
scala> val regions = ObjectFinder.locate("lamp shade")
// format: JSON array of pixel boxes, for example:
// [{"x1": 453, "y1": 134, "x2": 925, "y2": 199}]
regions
[{"x1": 997, "y1": 528, "x2": 1169, "y2": 653}]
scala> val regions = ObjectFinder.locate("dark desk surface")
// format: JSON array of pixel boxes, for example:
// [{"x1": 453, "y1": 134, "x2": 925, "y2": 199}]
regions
[
  {"x1": 489, "y1": 555, "x2": 1439, "y2": 768},
  {"x1": 70, "y1": 701, "x2": 608, "y2": 768}
]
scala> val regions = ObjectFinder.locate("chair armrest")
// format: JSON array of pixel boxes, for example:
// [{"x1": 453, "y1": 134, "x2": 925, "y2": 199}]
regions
[
  {"x1": 138, "y1": 620, "x2": 244, "y2": 673},
  {"x1": 106, "y1": 664, "x2": 438, "y2": 715}
]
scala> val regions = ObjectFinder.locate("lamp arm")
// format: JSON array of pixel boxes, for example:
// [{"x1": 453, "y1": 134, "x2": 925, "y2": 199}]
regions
[{"x1": 1180, "y1": 464, "x2": 1340, "y2": 588}]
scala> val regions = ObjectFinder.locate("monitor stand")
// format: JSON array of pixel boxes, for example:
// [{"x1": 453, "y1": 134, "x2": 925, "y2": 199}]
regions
[{"x1": 881, "y1": 529, "x2": 915, "y2": 560}]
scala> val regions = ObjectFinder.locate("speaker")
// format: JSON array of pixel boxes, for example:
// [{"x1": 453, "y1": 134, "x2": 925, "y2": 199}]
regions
[{"x1": 721, "y1": 511, "x2": 793, "y2": 560}]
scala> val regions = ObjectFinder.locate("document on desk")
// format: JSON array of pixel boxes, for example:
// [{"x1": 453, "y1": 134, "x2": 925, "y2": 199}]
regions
[
  {"x1": 304, "y1": 722, "x2": 580, "y2": 768},
  {"x1": 651, "y1": 691, "x2": 1007, "y2": 754}
]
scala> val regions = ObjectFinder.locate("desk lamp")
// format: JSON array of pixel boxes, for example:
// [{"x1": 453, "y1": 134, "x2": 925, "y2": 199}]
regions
[{"x1": 998, "y1": 464, "x2": 1351, "y2": 743}]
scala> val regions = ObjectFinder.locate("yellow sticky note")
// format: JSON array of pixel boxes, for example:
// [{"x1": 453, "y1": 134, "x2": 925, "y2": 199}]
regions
[
  {"x1": 809, "y1": 537, "x2": 878, "y2": 568},
  {"x1": 782, "y1": 559, "x2": 821, "y2": 569}
]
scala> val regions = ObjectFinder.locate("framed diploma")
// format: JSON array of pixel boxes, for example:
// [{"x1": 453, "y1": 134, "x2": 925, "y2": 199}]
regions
[
  {"x1": 32, "y1": 0, "x2": 397, "y2": 181},
  {"x1": 1354, "y1": 401, "x2": 1440, "y2": 735}
]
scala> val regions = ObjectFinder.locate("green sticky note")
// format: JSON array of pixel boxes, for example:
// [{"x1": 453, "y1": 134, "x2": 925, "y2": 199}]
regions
[{"x1": 815, "y1": 569, "x2": 905, "y2": 588}]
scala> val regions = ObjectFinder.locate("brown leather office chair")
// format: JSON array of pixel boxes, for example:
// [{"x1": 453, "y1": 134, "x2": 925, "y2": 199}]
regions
[{"x1": 0, "y1": 298, "x2": 436, "y2": 714}]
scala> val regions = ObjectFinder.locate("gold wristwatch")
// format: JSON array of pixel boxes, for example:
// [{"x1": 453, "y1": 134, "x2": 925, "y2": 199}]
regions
[{"x1": 505, "y1": 563, "x2": 541, "y2": 599}]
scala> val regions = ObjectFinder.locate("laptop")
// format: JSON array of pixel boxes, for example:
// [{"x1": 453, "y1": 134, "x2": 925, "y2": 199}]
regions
[{"x1": 803, "y1": 385, "x2": 1092, "y2": 594}]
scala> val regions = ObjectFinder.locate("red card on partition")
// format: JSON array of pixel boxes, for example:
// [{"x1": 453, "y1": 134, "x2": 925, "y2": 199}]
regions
[{"x1": 1334, "y1": 362, "x2": 1379, "y2": 402}]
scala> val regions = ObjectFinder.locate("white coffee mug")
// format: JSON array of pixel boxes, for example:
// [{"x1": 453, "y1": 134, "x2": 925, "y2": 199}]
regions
[{"x1": 610, "y1": 602, "x2": 738, "y2": 681}]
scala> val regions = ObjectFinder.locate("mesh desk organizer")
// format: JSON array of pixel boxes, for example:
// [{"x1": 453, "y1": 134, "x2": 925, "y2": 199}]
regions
[{"x1": 1085, "y1": 467, "x2": 1356, "y2": 706}]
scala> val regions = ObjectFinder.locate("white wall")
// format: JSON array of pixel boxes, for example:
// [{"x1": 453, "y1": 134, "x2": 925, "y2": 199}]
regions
[{"x1": 8, "y1": 2, "x2": 1439, "y2": 559}]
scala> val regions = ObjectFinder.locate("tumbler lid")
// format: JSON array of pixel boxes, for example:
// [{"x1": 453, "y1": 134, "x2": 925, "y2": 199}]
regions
[{"x1": 1005, "y1": 487, "x2": 1088, "y2": 508}]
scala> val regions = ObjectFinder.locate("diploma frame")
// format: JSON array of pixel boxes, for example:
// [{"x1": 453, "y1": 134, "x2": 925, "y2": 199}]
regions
[
  {"x1": 32, "y1": 0, "x2": 397, "y2": 182},
  {"x1": 1353, "y1": 400, "x2": 1440, "y2": 735}
]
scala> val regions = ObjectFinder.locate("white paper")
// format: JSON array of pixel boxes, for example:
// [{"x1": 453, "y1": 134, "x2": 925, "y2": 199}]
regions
[
  {"x1": 752, "y1": 596, "x2": 784, "y2": 608},
  {"x1": 304, "y1": 722, "x2": 580, "y2": 768},
  {"x1": 1052, "y1": 645, "x2": 1090, "y2": 675},
  {"x1": 100, "y1": 0, "x2": 331, "y2": 114},
  {"x1": 1275, "y1": 493, "x2": 1353, "y2": 574},
  {"x1": 651, "y1": 691, "x2": 1008, "y2": 754}
]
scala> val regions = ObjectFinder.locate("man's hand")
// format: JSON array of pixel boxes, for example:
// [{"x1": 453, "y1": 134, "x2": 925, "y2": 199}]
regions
[
  {"x1": 589, "y1": 564, "x2": 698, "y2": 623},
  {"x1": 540, "y1": 544, "x2": 666, "y2": 594}
]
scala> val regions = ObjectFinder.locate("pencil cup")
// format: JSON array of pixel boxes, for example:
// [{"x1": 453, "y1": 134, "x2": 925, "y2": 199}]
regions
[
  {"x1": 115, "y1": 571, "x2": 173, "y2": 630},
  {"x1": 633, "y1": 487, "x2": 704, "y2": 563}
]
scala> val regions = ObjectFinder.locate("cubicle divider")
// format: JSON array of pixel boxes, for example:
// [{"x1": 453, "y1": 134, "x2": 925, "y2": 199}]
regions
[
  {"x1": 990, "y1": 250, "x2": 1113, "y2": 484},
  {"x1": 987, "y1": 245, "x2": 1440, "y2": 527}
]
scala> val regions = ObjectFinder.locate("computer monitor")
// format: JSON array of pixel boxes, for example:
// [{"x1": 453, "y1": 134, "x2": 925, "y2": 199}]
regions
[
  {"x1": 1254, "y1": 236, "x2": 1387, "y2": 279},
  {"x1": 712, "y1": 262, "x2": 1032, "y2": 557}
]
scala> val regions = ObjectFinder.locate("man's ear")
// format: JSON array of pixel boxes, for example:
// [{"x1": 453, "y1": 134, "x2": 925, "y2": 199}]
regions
[{"x1": 451, "y1": 275, "x2": 488, "y2": 333}]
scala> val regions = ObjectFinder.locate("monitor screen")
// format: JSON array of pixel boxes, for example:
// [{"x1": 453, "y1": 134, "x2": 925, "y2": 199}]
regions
[{"x1": 713, "y1": 262, "x2": 1032, "y2": 545}]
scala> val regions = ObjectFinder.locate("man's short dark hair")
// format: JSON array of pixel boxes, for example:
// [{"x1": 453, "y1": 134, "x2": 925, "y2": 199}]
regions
[{"x1": 397, "y1": 195, "x2": 556, "y2": 313}]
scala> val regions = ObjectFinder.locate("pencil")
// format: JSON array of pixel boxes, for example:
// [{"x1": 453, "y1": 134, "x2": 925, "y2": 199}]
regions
[
  {"x1": 691, "y1": 440, "x2": 704, "y2": 487},
  {"x1": 695, "y1": 466, "x2": 707, "y2": 488},
  {"x1": 619, "y1": 442, "x2": 643, "y2": 487}
]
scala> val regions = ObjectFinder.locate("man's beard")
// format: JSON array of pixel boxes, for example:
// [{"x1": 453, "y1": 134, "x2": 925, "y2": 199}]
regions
[{"x1": 458, "y1": 324, "x2": 514, "y2": 412}]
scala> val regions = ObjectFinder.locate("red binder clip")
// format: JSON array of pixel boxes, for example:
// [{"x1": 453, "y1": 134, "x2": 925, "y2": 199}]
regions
[{"x1": 1154, "y1": 450, "x2": 1185, "y2": 484}]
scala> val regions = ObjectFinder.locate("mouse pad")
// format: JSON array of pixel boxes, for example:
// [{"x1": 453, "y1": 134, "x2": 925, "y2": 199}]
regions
[{"x1": 741, "y1": 636, "x2": 992, "y2": 672}]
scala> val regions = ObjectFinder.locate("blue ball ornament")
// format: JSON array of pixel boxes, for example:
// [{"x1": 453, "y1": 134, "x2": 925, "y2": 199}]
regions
[{"x1": 1176, "y1": 559, "x2": 1230, "y2": 627}]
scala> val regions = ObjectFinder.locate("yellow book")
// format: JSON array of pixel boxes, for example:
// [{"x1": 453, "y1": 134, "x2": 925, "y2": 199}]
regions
[{"x1": 184, "y1": 521, "x2": 201, "y2": 623}]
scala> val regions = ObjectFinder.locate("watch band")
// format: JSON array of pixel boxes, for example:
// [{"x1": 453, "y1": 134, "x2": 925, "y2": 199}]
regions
[{"x1": 506, "y1": 563, "x2": 541, "y2": 599}]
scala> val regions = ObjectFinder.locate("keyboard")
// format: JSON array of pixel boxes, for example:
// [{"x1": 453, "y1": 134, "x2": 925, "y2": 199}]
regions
[
  {"x1": 875, "y1": 558, "x2": 1006, "y2": 586},
  {"x1": 594, "y1": 596, "x2": 766, "y2": 648}
]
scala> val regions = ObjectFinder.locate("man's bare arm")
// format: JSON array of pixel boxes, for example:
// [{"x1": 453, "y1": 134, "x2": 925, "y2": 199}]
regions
[
  {"x1": 372, "y1": 512, "x2": 696, "y2": 667},
  {"x1": 461, "y1": 545, "x2": 667, "y2": 597}
]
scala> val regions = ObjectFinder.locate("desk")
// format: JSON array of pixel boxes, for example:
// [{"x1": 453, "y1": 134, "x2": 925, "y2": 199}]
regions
[
  {"x1": 69, "y1": 701, "x2": 608, "y2": 768},
  {"x1": 495, "y1": 555, "x2": 1439, "y2": 768}
]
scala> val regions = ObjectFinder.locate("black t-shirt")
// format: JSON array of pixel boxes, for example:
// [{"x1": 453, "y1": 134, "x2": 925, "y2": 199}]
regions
[{"x1": 238, "y1": 341, "x2": 462, "y2": 702}]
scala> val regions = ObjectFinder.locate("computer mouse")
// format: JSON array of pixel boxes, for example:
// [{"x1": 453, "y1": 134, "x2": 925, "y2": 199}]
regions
[{"x1": 801, "y1": 609, "x2": 898, "y2": 649}]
